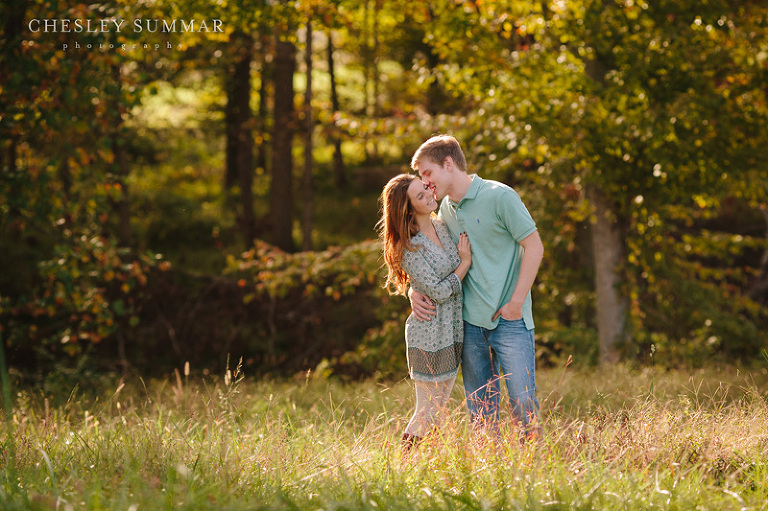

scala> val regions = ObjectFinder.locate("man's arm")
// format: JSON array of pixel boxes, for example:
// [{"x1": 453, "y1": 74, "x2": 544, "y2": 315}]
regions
[{"x1": 493, "y1": 230, "x2": 544, "y2": 321}]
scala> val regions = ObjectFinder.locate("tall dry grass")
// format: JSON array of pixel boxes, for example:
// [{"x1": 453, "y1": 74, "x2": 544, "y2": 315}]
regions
[{"x1": 1, "y1": 363, "x2": 767, "y2": 509}]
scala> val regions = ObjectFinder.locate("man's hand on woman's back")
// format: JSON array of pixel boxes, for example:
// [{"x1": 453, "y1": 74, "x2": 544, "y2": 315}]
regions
[{"x1": 408, "y1": 288, "x2": 436, "y2": 321}]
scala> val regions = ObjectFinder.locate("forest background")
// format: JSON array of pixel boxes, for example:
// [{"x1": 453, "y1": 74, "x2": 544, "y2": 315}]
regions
[{"x1": 2, "y1": 0, "x2": 768, "y2": 390}]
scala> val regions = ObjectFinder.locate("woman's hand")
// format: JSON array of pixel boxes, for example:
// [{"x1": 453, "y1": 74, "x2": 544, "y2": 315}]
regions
[
  {"x1": 452, "y1": 233, "x2": 472, "y2": 282},
  {"x1": 458, "y1": 232, "x2": 471, "y2": 265}
]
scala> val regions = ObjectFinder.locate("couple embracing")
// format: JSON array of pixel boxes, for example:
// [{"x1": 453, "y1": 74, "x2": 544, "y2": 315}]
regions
[{"x1": 377, "y1": 135, "x2": 544, "y2": 451}]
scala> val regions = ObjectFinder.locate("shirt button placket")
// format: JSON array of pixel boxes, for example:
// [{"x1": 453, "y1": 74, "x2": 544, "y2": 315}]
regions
[{"x1": 457, "y1": 205, "x2": 466, "y2": 231}]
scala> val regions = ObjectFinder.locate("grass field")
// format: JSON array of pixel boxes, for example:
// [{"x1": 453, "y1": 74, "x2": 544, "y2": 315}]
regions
[{"x1": 1, "y1": 362, "x2": 767, "y2": 510}]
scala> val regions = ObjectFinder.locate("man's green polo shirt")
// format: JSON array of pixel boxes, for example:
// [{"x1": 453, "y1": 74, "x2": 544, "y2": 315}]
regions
[{"x1": 438, "y1": 175, "x2": 537, "y2": 330}]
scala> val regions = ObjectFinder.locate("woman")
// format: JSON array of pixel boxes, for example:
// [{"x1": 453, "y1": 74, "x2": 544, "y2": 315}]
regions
[{"x1": 377, "y1": 173, "x2": 471, "y2": 451}]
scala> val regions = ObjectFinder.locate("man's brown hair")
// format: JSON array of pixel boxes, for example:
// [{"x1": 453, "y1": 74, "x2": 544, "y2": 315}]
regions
[{"x1": 410, "y1": 134, "x2": 467, "y2": 173}]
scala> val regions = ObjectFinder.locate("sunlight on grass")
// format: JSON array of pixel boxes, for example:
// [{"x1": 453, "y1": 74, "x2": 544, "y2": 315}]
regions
[{"x1": 1, "y1": 364, "x2": 767, "y2": 509}]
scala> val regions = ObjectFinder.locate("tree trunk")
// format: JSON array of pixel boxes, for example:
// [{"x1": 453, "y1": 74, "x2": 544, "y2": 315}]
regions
[
  {"x1": 236, "y1": 35, "x2": 256, "y2": 248},
  {"x1": 587, "y1": 184, "x2": 627, "y2": 364},
  {"x1": 110, "y1": 64, "x2": 131, "y2": 248},
  {"x1": 0, "y1": 0, "x2": 27, "y2": 89},
  {"x1": 1, "y1": 0, "x2": 27, "y2": 227},
  {"x1": 257, "y1": 31, "x2": 270, "y2": 181},
  {"x1": 270, "y1": 35, "x2": 297, "y2": 252},
  {"x1": 583, "y1": 31, "x2": 627, "y2": 364},
  {"x1": 748, "y1": 206, "x2": 768, "y2": 305},
  {"x1": 327, "y1": 30, "x2": 346, "y2": 188},
  {"x1": 370, "y1": 0, "x2": 380, "y2": 161},
  {"x1": 112, "y1": 139, "x2": 131, "y2": 247},
  {"x1": 362, "y1": 0, "x2": 371, "y2": 162},
  {"x1": 224, "y1": 78, "x2": 238, "y2": 190},
  {"x1": 4, "y1": 137, "x2": 20, "y2": 226},
  {"x1": 301, "y1": 20, "x2": 314, "y2": 251},
  {"x1": 225, "y1": 32, "x2": 256, "y2": 248}
]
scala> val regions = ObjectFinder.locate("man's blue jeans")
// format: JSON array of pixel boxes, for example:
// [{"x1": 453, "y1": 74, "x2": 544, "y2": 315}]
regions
[{"x1": 462, "y1": 318, "x2": 540, "y2": 432}]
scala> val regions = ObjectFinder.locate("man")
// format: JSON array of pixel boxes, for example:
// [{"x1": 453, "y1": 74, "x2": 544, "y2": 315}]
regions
[{"x1": 409, "y1": 135, "x2": 544, "y2": 436}]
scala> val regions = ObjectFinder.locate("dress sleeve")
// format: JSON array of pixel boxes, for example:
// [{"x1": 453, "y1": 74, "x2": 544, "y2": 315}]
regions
[{"x1": 402, "y1": 247, "x2": 462, "y2": 304}]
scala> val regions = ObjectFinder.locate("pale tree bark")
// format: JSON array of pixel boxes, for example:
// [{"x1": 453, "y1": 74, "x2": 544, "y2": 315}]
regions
[
  {"x1": 270, "y1": 34, "x2": 297, "y2": 252},
  {"x1": 587, "y1": 184, "x2": 627, "y2": 364},
  {"x1": 582, "y1": 24, "x2": 629, "y2": 364}
]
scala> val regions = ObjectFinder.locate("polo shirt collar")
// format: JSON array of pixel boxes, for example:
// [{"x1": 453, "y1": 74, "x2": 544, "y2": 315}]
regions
[{"x1": 449, "y1": 174, "x2": 482, "y2": 207}]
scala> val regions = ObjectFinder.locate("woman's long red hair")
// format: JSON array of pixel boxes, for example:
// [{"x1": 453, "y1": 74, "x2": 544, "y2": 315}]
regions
[{"x1": 377, "y1": 174, "x2": 420, "y2": 296}]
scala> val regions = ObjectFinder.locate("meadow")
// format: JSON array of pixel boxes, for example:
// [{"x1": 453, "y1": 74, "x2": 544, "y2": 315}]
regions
[{"x1": 1, "y1": 362, "x2": 767, "y2": 510}]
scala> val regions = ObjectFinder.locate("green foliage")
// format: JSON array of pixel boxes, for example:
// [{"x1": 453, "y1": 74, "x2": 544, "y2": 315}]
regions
[
  {"x1": 225, "y1": 238, "x2": 412, "y2": 377},
  {"x1": 224, "y1": 236, "x2": 422, "y2": 378},
  {"x1": 626, "y1": 203, "x2": 768, "y2": 364},
  {"x1": 2, "y1": 0, "x2": 767, "y2": 376},
  {"x1": 342, "y1": 308, "x2": 410, "y2": 379},
  {"x1": 4, "y1": 228, "x2": 166, "y2": 355},
  {"x1": 0, "y1": 0, "x2": 216, "y2": 370},
  {"x1": 227, "y1": 239, "x2": 381, "y2": 301},
  {"x1": 415, "y1": 0, "x2": 768, "y2": 364}
]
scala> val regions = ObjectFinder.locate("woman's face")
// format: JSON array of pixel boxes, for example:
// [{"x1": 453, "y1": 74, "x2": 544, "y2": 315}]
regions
[{"x1": 407, "y1": 179, "x2": 437, "y2": 216}]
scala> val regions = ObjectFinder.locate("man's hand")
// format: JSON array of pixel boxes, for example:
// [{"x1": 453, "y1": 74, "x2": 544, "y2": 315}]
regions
[
  {"x1": 408, "y1": 288, "x2": 436, "y2": 321},
  {"x1": 492, "y1": 300, "x2": 524, "y2": 322}
]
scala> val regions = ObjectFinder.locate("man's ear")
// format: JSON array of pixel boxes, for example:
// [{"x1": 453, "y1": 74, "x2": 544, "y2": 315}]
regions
[{"x1": 444, "y1": 156, "x2": 453, "y2": 172}]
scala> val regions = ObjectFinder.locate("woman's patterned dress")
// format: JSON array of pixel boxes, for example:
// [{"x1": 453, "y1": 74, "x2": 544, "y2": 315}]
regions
[{"x1": 402, "y1": 218, "x2": 463, "y2": 382}]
